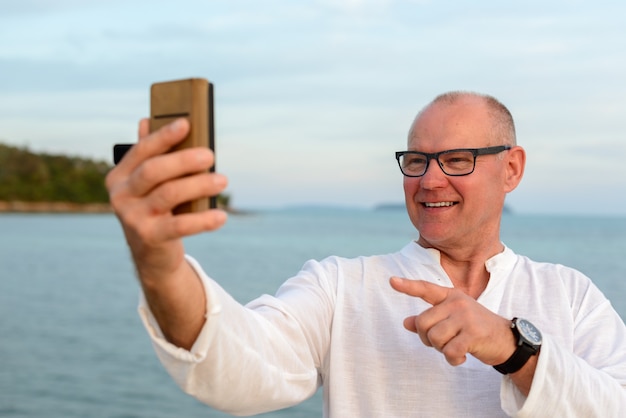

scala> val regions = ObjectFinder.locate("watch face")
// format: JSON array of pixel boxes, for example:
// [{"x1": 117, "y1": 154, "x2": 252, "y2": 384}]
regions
[{"x1": 517, "y1": 318, "x2": 542, "y2": 345}]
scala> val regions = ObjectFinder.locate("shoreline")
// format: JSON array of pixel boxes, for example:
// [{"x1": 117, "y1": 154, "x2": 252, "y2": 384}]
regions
[
  {"x1": 0, "y1": 201, "x2": 113, "y2": 214},
  {"x1": 0, "y1": 200, "x2": 242, "y2": 215}
]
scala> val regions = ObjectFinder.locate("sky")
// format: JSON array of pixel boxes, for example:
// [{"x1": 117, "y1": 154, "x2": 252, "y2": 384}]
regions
[{"x1": 1, "y1": 0, "x2": 625, "y2": 215}]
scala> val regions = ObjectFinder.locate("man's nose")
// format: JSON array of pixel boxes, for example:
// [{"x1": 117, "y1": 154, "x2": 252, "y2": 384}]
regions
[{"x1": 420, "y1": 158, "x2": 448, "y2": 188}]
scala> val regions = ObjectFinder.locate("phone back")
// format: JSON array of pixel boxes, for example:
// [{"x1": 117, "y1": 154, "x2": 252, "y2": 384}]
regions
[{"x1": 149, "y1": 78, "x2": 215, "y2": 212}]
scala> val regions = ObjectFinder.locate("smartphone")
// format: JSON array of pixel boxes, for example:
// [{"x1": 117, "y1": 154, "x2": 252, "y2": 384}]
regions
[{"x1": 113, "y1": 78, "x2": 216, "y2": 213}]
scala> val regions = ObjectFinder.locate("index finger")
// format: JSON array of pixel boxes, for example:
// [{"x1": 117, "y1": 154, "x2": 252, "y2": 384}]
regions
[
  {"x1": 389, "y1": 277, "x2": 450, "y2": 306},
  {"x1": 138, "y1": 117, "x2": 150, "y2": 139},
  {"x1": 106, "y1": 118, "x2": 191, "y2": 191},
  {"x1": 123, "y1": 118, "x2": 191, "y2": 172}
]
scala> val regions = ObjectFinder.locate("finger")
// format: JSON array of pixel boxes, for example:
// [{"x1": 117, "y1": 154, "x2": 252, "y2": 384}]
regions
[
  {"x1": 128, "y1": 147, "x2": 216, "y2": 197},
  {"x1": 404, "y1": 313, "x2": 468, "y2": 365},
  {"x1": 403, "y1": 315, "x2": 436, "y2": 348},
  {"x1": 159, "y1": 209, "x2": 229, "y2": 241},
  {"x1": 145, "y1": 172, "x2": 226, "y2": 214},
  {"x1": 123, "y1": 208, "x2": 228, "y2": 249},
  {"x1": 390, "y1": 277, "x2": 450, "y2": 306},
  {"x1": 440, "y1": 334, "x2": 469, "y2": 366},
  {"x1": 107, "y1": 118, "x2": 190, "y2": 190},
  {"x1": 134, "y1": 117, "x2": 189, "y2": 159},
  {"x1": 138, "y1": 118, "x2": 150, "y2": 139},
  {"x1": 426, "y1": 319, "x2": 461, "y2": 352},
  {"x1": 121, "y1": 118, "x2": 191, "y2": 173},
  {"x1": 403, "y1": 308, "x2": 453, "y2": 341},
  {"x1": 403, "y1": 315, "x2": 420, "y2": 334}
]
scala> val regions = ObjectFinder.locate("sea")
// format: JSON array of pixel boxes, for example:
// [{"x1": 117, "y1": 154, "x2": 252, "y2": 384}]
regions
[{"x1": 1, "y1": 209, "x2": 625, "y2": 418}]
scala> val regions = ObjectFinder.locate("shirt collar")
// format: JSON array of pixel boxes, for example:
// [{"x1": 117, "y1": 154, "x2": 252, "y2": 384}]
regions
[{"x1": 400, "y1": 240, "x2": 517, "y2": 271}]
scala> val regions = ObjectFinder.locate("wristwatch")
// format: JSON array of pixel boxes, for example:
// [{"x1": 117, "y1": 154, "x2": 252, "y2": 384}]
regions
[{"x1": 493, "y1": 317, "x2": 542, "y2": 375}]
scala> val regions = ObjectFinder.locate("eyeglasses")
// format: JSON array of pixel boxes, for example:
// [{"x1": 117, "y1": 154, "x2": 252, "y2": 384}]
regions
[{"x1": 395, "y1": 145, "x2": 511, "y2": 177}]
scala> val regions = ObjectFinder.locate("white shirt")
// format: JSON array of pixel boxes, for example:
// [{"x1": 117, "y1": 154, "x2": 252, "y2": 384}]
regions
[{"x1": 139, "y1": 242, "x2": 626, "y2": 417}]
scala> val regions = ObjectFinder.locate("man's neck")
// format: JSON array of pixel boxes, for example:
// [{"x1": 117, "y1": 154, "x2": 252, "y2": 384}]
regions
[{"x1": 418, "y1": 238, "x2": 505, "y2": 299}]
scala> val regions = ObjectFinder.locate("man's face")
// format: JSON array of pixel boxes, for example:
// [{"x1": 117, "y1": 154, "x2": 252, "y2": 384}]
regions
[{"x1": 403, "y1": 98, "x2": 512, "y2": 251}]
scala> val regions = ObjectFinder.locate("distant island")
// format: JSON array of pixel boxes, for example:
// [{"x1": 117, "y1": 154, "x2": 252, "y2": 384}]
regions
[
  {"x1": 374, "y1": 203, "x2": 405, "y2": 211},
  {"x1": 0, "y1": 142, "x2": 231, "y2": 213}
]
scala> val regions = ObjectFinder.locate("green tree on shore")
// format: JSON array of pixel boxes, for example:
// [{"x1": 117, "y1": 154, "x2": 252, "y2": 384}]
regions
[
  {"x1": 0, "y1": 143, "x2": 110, "y2": 203},
  {"x1": 0, "y1": 142, "x2": 232, "y2": 209}
]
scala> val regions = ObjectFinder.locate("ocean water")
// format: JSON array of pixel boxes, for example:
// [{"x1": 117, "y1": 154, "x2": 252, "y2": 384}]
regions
[{"x1": 1, "y1": 209, "x2": 625, "y2": 418}]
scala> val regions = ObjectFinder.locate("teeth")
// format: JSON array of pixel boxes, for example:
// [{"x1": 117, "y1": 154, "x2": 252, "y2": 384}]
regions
[{"x1": 424, "y1": 202, "x2": 455, "y2": 207}]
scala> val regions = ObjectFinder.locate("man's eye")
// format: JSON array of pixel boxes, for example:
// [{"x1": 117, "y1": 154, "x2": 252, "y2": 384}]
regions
[
  {"x1": 442, "y1": 153, "x2": 473, "y2": 166},
  {"x1": 405, "y1": 156, "x2": 426, "y2": 166}
]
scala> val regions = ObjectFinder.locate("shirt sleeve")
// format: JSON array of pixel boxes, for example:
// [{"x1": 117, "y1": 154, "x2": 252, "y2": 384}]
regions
[
  {"x1": 500, "y1": 301, "x2": 626, "y2": 416},
  {"x1": 138, "y1": 255, "x2": 323, "y2": 416}
]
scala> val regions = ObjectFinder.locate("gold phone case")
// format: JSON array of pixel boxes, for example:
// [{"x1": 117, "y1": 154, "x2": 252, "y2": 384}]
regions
[{"x1": 149, "y1": 78, "x2": 216, "y2": 213}]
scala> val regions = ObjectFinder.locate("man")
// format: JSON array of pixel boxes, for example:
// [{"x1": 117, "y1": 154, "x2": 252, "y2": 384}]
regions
[{"x1": 106, "y1": 92, "x2": 626, "y2": 416}]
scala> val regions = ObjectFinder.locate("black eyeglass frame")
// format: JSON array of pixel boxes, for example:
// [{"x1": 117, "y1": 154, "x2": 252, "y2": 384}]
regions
[{"x1": 395, "y1": 145, "x2": 512, "y2": 177}]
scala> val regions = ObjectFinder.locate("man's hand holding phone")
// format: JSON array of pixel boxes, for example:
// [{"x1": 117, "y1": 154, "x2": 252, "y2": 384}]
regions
[
  {"x1": 105, "y1": 79, "x2": 228, "y2": 348},
  {"x1": 106, "y1": 117, "x2": 227, "y2": 278}
]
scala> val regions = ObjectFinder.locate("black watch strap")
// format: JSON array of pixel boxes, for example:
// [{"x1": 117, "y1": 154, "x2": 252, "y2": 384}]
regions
[
  {"x1": 493, "y1": 318, "x2": 541, "y2": 375},
  {"x1": 493, "y1": 342, "x2": 536, "y2": 374}
]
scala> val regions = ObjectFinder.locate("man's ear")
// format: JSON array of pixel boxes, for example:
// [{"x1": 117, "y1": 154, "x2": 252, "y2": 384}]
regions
[{"x1": 503, "y1": 146, "x2": 526, "y2": 193}]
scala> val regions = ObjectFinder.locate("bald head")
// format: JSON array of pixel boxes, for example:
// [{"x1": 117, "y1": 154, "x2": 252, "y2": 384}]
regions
[{"x1": 409, "y1": 91, "x2": 517, "y2": 146}]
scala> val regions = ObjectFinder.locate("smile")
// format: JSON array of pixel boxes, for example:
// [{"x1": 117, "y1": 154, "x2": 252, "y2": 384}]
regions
[{"x1": 423, "y1": 201, "x2": 457, "y2": 208}]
